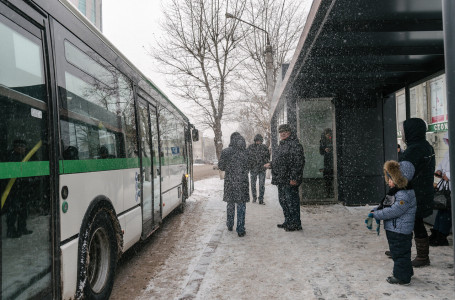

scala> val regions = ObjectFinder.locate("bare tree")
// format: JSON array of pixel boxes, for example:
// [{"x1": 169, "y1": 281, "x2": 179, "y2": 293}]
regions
[
  {"x1": 235, "y1": 0, "x2": 309, "y2": 147},
  {"x1": 151, "y1": 0, "x2": 247, "y2": 159}
]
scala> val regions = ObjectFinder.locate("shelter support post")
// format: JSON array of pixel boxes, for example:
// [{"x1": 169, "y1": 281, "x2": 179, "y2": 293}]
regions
[{"x1": 442, "y1": 0, "x2": 455, "y2": 277}]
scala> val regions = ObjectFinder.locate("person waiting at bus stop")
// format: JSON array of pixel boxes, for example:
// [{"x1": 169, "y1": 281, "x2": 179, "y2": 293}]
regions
[
  {"x1": 319, "y1": 128, "x2": 334, "y2": 197},
  {"x1": 218, "y1": 132, "x2": 249, "y2": 237},
  {"x1": 265, "y1": 124, "x2": 305, "y2": 232},
  {"x1": 430, "y1": 132, "x2": 452, "y2": 247},
  {"x1": 397, "y1": 118, "x2": 435, "y2": 267},
  {"x1": 247, "y1": 134, "x2": 270, "y2": 204},
  {"x1": 5, "y1": 139, "x2": 33, "y2": 238}
]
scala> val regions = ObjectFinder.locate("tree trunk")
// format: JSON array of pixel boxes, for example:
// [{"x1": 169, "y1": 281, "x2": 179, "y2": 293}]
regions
[{"x1": 214, "y1": 120, "x2": 223, "y2": 160}]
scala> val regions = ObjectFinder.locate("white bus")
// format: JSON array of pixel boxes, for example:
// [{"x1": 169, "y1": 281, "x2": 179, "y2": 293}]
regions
[{"x1": 0, "y1": 0, "x2": 197, "y2": 298}]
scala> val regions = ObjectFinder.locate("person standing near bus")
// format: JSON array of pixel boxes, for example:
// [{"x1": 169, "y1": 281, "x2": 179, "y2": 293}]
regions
[
  {"x1": 265, "y1": 124, "x2": 305, "y2": 231},
  {"x1": 398, "y1": 118, "x2": 435, "y2": 267},
  {"x1": 218, "y1": 132, "x2": 249, "y2": 237},
  {"x1": 247, "y1": 134, "x2": 270, "y2": 204}
]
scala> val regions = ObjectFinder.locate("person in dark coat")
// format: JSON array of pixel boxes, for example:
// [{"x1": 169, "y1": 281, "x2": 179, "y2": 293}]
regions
[
  {"x1": 247, "y1": 134, "x2": 270, "y2": 204},
  {"x1": 319, "y1": 128, "x2": 333, "y2": 197},
  {"x1": 399, "y1": 118, "x2": 435, "y2": 267},
  {"x1": 265, "y1": 124, "x2": 305, "y2": 231},
  {"x1": 5, "y1": 139, "x2": 34, "y2": 238},
  {"x1": 218, "y1": 132, "x2": 249, "y2": 237}
]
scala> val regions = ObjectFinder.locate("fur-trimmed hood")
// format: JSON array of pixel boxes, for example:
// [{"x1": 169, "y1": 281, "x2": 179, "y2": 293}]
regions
[{"x1": 383, "y1": 160, "x2": 415, "y2": 189}]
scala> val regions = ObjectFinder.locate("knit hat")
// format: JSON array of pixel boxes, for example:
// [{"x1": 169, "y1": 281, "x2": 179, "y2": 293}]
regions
[
  {"x1": 383, "y1": 160, "x2": 409, "y2": 189},
  {"x1": 254, "y1": 134, "x2": 263, "y2": 143},
  {"x1": 278, "y1": 124, "x2": 291, "y2": 133}
]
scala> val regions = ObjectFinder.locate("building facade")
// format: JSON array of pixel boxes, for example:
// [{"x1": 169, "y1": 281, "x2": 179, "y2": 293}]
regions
[{"x1": 68, "y1": 0, "x2": 102, "y2": 31}]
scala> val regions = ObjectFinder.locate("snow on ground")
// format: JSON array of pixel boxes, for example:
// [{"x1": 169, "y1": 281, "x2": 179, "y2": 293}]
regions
[{"x1": 140, "y1": 177, "x2": 454, "y2": 300}]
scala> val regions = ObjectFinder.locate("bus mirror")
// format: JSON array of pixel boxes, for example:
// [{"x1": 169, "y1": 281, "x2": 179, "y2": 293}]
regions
[{"x1": 192, "y1": 129, "x2": 199, "y2": 142}]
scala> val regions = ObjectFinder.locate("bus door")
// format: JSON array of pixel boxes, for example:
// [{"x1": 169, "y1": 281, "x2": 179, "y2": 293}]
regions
[
  {"x1": 0, "y1": 5, "x2": 53, "y2": 299},
  {"x1": 149, "y1": 105, "x2": 161, "y2": 224},
  {"x1": 138, "y1": 99, "x2": 161, "y2": 236},
  {"x1": 138, "y1": 99, "x2": 153, "y2": 235}
]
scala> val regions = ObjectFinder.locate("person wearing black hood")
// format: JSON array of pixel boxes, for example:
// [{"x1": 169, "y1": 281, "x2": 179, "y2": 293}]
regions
[
  {"x1": 218, "y1": 132, "x2": 249, "y2": 237},
  {"x1": 265, "y1": 124, "x2": 305, "y2": 231},
  {"x1": 398, "y1": 118, "x2": 436, "y2": 267},
  {"x1": 247, "y1": 134, "x2": 270, "y2": 204}
]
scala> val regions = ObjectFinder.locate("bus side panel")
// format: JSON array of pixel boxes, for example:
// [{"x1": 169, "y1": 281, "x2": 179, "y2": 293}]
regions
[
  {"x1": 59, "y1": 171, "x2": 124, "y2": 241},
  {"x1": 119, "y1": 207, "x2": 142, "y2": 250},
  {"x1": 162, "y1": 188, "x2": 180, "y2": 217},
  {"x1": 60, "y1": 239, "x2": 79, "y2": 300}
]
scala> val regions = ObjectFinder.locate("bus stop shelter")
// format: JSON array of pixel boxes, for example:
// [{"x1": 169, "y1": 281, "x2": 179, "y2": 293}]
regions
[{"x1": 270, "y1": 0, "x2": 454, "y2": 269}]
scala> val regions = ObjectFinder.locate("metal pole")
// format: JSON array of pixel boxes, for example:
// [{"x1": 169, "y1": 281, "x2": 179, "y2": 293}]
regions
[
  {"x1": 442, "y1": 0, "x2": 455, "y2": 278},
  {"x1": 405, "y1": 84, "x2": 410, "y2": 119},
  {"x1": 265, "y1": 44, "x2": 275, "y2": 103},
  {"x1": 226, "y1": 13, "x2": 274, "y2": 103}
]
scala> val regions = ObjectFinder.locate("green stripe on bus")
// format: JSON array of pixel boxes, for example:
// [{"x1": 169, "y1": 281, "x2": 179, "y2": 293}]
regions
[
  {"x1": 0, "y1": 161, "x2": 50, "y2": 179},
  {"x1": 61, "y1": 158, "x2": 140, "y2": 173}
]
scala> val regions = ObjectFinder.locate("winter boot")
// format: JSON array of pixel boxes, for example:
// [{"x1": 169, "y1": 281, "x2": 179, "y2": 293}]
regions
[
  {"x1": 412, "y1": 237, "x2": 430, "y2": 268},
  {"x1": 429, "y1": 231, "x2": 449, "y2": 247}
]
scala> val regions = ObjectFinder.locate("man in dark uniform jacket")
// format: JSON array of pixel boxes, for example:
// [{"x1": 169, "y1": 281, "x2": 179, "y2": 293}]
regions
[{"x1": 265, "y1": 124, "x2": 305, "y2": 231}]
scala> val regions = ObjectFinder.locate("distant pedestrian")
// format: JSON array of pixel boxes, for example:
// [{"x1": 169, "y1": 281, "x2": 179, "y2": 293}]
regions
[
  {"x1": 265, "y1": 124, "x2": 305, "y2": 231},
  {"x1": 319, "y1": 128, "x2": 334, "y2": 197},
  {"x1": 372, "y1": 160, "x2": 416, "y2": 285},
  {"x1": 218, "y1": 132, "x2": 249, "y2": 237},
  {"x1": 247, "y1": 134, "x2": 270, "y2": 204},
  {"x1": 398, "y1": 118, "x2": 435, "y2": 267}
]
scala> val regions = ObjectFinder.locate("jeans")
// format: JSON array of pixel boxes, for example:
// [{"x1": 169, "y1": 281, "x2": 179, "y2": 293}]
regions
[
  {"x1": 277, "y1": 185, "x2": 301, "y2": 227},
  {"x1": 226, "y1": 202, "x2": 246, "y2": 233},
  {"x1": 250, "y1": 170, "x2": 266, "y2": 203},
  {"x1": 434, "y1": 209, "x2": 452, "y2": 236},
  {"x1": 386, "y1": 230, "x2": 413, "y2": 283}
]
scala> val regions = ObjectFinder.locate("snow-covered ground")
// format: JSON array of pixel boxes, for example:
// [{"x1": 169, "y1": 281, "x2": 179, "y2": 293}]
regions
[{"x1": 138, "y1": 177, "x2": 454, "y2": 300}]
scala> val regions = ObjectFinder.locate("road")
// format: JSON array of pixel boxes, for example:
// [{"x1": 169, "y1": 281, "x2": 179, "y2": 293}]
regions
[
  {"x1": 192, "y1": 164, "x2": 220, "y2": 181},
  {"x1": 110, "y1": 164, "x2": 220, "y2": 299}
]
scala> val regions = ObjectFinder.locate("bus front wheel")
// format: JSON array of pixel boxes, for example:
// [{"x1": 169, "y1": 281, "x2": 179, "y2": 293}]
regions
[{"x1": 77, "y1": 209, "x2": 117, "y2": 300}]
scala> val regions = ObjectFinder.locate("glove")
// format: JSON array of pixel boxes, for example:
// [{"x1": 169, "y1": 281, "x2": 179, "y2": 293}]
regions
[
  {"x1": 365, "y1": 212, "x2": 381, "y2": 235},
  {"x1": 365, "y1": 212, "x2": 374, "y2": 230}
]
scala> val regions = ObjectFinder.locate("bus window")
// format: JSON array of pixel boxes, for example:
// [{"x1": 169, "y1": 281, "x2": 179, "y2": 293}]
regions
[
  {"x1": 0, "y1": 13, "x2": 51, "y2": 299},
  {"x1": 57, "y1": 36, "x2": 137, "y2": 171}
]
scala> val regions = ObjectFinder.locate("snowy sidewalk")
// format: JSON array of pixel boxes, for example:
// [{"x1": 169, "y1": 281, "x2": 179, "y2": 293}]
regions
[{"x1": 184, "y1": 178, "x2": 454, "y2": 300}]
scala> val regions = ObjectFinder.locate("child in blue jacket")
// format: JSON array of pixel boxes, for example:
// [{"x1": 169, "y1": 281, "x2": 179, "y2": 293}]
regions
[{"x1": 373, "y1": 160, "x2": 416, "y2": 285}]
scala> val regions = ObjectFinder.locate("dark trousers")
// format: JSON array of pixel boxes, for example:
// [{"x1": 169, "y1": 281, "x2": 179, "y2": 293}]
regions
[
  {"x1": 277, "y1": 185, "x2": 301, "y2": 227},
  {"x1": 386, "y1": 230, "x2": 413, "y2": 283},
  {"x1": 250, "y1": 170, "x2": 266, "y2": 203},
  {"x1": 434, "y1": 210, "x2": 452, "y2": 236},
  {"x1": 226, "y1": 202, "x2": 246, "y2": 234},
  {"x1": 414, "y1": 217, "x2": 428, "y2": 238}
]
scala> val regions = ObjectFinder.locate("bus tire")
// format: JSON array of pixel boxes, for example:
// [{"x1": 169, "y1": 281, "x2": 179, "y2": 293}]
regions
[
  {"x1": 178, "y1": 202, "x2": 185, "y2": 214},
  {"x1": 77, "y1": 209, "x2": 117, "y2": 300}
]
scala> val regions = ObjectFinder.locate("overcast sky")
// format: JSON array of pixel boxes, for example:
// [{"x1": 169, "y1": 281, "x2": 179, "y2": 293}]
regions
[
  {"x1": 103, "y1": 0, "x2": 171, "y2": 101},
  {"x1": 103, "y1": 1, "x2": 247, "y2": 141}
]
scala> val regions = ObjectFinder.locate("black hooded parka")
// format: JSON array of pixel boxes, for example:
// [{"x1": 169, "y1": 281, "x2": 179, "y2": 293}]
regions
[
  {"x1": 400, "y1": 118, "x2": 435, "y2": 218},
  {"x1": 218, "y1": 132, "x2": 250, "y2": 203}
]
